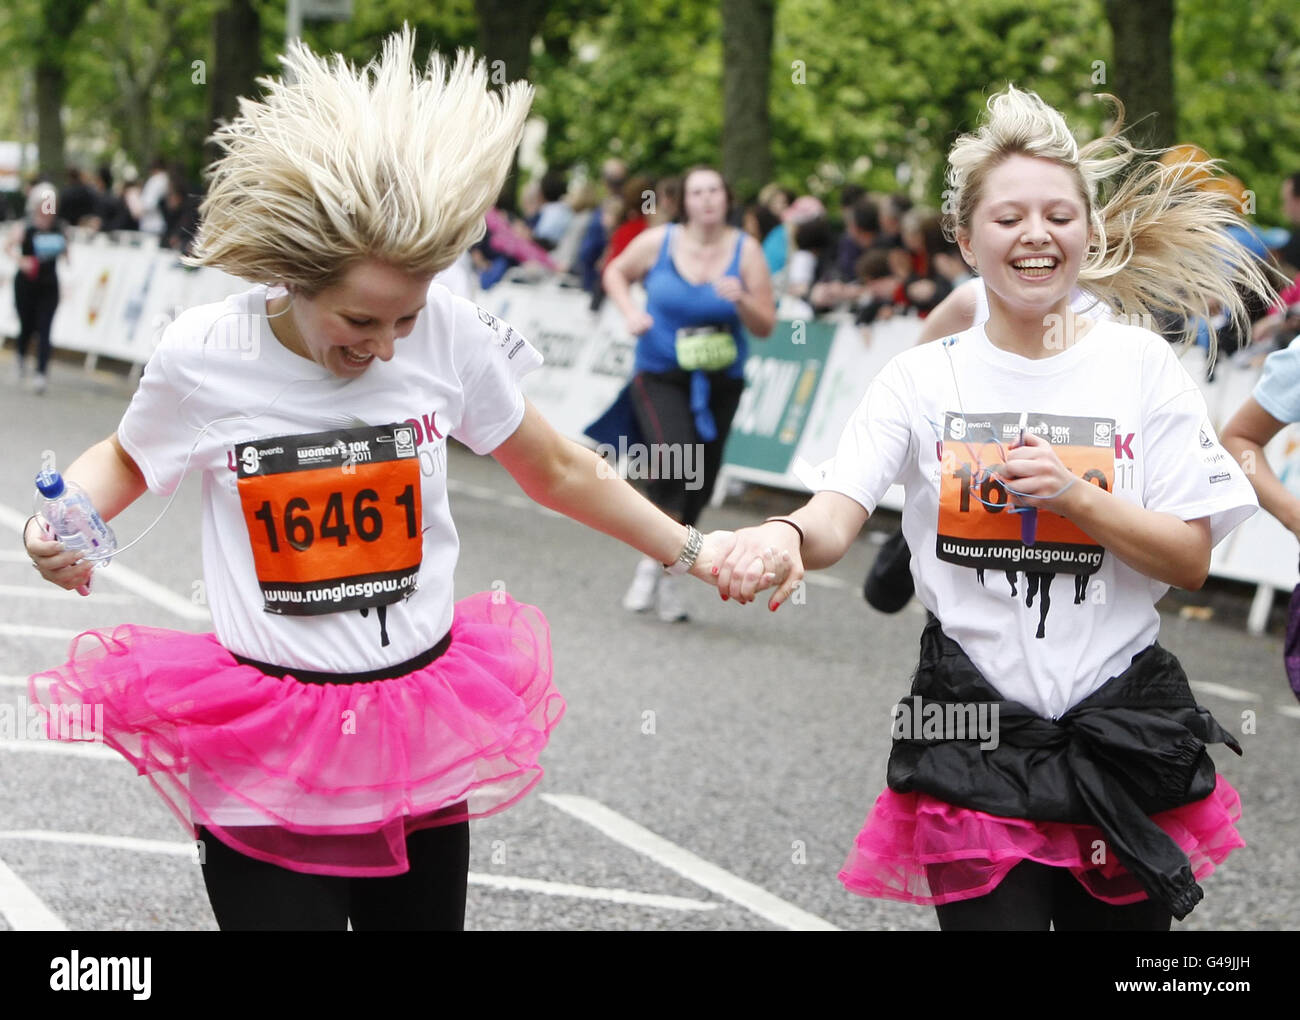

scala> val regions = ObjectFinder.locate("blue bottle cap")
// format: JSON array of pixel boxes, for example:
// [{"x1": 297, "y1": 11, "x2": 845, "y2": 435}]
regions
[{"x1": 35, "y1": 469, "x2": 65, "y2": 498}]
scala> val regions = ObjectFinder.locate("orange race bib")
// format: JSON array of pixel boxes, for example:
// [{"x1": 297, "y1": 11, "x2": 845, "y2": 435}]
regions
[
  {"x1": 936, "y1": 412, "x2": 1114, "y2": 575},
  {"x1": 235, "y1": 424, "x2": 422, "y2": 615}
]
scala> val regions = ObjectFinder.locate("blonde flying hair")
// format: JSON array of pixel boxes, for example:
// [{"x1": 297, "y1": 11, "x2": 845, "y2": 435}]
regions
[
  {"x1": 944, "y1": 85, "x2": 1282, "y2": 351},
  {"x1": 188, "y1": 27, "x2": 532, "y2": 293}
]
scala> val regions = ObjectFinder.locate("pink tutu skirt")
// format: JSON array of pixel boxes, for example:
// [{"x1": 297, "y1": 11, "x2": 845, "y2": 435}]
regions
[
  {"x1": 27, "y1": 592, "x2": 564, "y2": 877},
  {"x1": 840, "y1": 777, "x2": 1244, "y2": 906}
]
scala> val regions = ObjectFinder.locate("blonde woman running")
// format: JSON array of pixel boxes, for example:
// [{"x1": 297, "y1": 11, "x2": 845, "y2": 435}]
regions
[
  {"x1": 715, "y1": 87, "x2": 1277, "y2": 930},
  {"x1": 24, "y1": 30, "x2": 729, "y2": 931}
]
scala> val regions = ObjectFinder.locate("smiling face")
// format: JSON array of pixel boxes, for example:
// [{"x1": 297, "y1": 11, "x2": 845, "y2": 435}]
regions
[
  {"x1": 270, "y1": 261, "x2": 433, "y2": 378},
  {"x1": 957, "y1": 154, "x2": 1091, "y2": 317}
]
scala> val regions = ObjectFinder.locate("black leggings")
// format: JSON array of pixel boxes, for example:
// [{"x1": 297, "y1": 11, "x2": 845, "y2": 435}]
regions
[
  {"x1": 14, "y1": 278, "x2": 59, "y2": 374},
  {"x1": 932, "y1": 860, "x2": 1173, "y2": 931},
  {"x1": 198, "y1": 821, "x2": 470, "y2": 931},
  {"x1": 629, "y1": 369, "x2": 746, "y2": 527}
]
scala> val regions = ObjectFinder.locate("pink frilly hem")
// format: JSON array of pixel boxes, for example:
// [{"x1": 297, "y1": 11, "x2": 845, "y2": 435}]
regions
[
  {"x1": 27, "y1": 591, "x2": 564, "y2": 877},
  {"x1": 838, "y1": 777, "x2": 1244, "y2": 906}
]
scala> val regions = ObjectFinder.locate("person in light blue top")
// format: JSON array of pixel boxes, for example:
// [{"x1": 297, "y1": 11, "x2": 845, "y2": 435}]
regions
[{"x1": 595, "y1": 165, "x2": 775, "y2": 621}]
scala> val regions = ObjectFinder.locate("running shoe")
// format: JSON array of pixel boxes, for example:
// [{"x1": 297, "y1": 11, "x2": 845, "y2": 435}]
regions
[
  {"x1": 656, "y1": 573, "x2": 689, "y2": 623},
  {"x1": 622, "y1": 556, "x2": 661, "y2": 613}
]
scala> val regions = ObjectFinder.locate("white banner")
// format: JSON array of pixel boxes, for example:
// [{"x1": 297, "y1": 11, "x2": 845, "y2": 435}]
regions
[{"x1": 4, "y1": 233, "x2": 1296, "y2": 600}]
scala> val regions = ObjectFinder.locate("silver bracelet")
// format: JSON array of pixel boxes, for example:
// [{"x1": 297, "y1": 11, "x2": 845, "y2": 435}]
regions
[{"x1": 663, "y1": 525, "x2": 703, "y2": 576}]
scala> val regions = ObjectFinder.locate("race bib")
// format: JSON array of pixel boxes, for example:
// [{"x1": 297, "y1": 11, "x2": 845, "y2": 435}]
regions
[
  {"x1": 936, "y1": 412, "x2": 1114, "y2": 574},
  {"x1": 235, "y1": 424, "x2": 422, "y2": 615},
  {"x1": 675, "y1": 325, "x2": 738, "y2": 372}
]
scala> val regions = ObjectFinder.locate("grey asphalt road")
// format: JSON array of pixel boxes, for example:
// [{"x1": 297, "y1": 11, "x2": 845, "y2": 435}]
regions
[{"x1": 1, "y1": 353, "x2": 1297, "y2": 932}]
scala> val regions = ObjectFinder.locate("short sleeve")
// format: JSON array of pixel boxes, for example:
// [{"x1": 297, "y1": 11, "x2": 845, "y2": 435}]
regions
[
  {"x1": 1141, "y1": 341, "x2": 1256, "y2": 546},
  {"x1": 450, "y1": 302, "x2": 544, "y2": 455},
  {"x1": 811, "y1": 358, "x2": 914, "y2": 514},
  {"x1": 116, "y1": 318, "x2": 204, "y2": 497},
  {"x1": 1252, "y1": 336, "x2": 1300, "y2": 424}
]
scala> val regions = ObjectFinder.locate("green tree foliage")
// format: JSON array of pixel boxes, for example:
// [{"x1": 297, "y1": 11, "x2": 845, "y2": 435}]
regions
[
  {"x1": 1175, "y1": 0, "x2": 1300, "y2": 223},
  {"x1": 3, "y1": 0, "x2": 1296, "y2": 229},
  {"x1": 530, "y1": 0, "x2": 724, "y2": 184}
]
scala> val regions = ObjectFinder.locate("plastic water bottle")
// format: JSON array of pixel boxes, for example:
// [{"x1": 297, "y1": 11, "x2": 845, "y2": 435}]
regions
[{"x1": 34, "y1": 470, "x2": 117, "y2": 567}]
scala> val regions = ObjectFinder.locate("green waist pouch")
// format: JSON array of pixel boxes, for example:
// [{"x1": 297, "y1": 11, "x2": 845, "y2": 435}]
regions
[{"x1": 675, "y1": 325, "x2": 738, "y2": 372}]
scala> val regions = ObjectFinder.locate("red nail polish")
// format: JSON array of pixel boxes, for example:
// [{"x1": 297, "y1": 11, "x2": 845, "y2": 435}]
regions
[
  {"x1": 721, "y1": 593, "x2": 729, "y2": 601},
  {"x1": 769, "y1": 601, "x2": 778, "y2": 612},
  {"x1": 711, "y1": 566, "x2": 719, "y2": 576}
]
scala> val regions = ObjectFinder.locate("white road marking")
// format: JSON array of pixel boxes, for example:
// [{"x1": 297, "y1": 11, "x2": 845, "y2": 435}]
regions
[
  {"x1": 0, "y1": 624, "x2": 82, "y2": 641},
  {"x1": 466, "y1": 872, "x2": 715, "y2": 910},
  {"x1": 0, "y1": 854, "x2": 67, "y2": 931},
  {"x1": 0, "y1": 831, "x2": 716, "y2": 912},
  {"x1": 0, "y1": 503, "x2": 209, "y2": 622},
  {"x1": 0, "y1": 831, "x2": 194, "y2": 857},
  {"x1": 446, "y1": 480, "x2": 573, "y2": 520},
  {"x1": 0, "y1": 583, "x2": 135, "y2": 603},
  {"x1": 0, "y1": 738, "x2": 123, "y2": 761},
  {"x1": 1190, "y1": 681, "x2": 1257, "y2": 703},
  {"x1": 1278, "y1": 705, "x2": 1300, "y2": 720},
  {"x1": 801, "y1": 573, "x2": 849, "y2": 589},
  {"x1": 1, "y1": 676, "x2": 30, "y2": 688},
  {"x1": 542, "y1": 794, "x2": 840, "y2": 931}
]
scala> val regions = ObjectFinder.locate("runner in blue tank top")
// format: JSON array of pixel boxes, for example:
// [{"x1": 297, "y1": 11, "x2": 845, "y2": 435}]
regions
[{"x1": 598, "y1": 166, "x2": 776, "y2": 621}]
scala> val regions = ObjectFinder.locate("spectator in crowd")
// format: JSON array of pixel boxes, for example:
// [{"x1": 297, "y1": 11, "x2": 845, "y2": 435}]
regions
[
  {"x1": 120, "y1": 167, "x2": 144, "y2": 228},
  {"x1": 782, "y1": 197, "x2": 830, "y2": 301},
  {"x1": 875, "y1": 193, "x2": 908, "y2": 249},
  {"x1": 58, "y1": 167, "x2": 99, "y2": 227},
  {"x1": 518, "y1": 178, "x2": 545, "y2": 231},
  {"x1": 160, "y1": 165, "x2": 201, "y2": 254},
  {"x1": 531, "y1": 169, "x2": 573, "y2": 250},
  {"x1": 605, "y1": 174, "x2": 654, "y2": 263},
  {"x1": 472, "y1": 189, "x2": 558, "y2": 289},
  {"x1": 899, "y1": 208, "x2": 953, "y2": 314},
  {"x1": 835, "y1": 195, "x2": 880, "y2": 282},
  {"x1": 550, "y1": 180, "x2": 599, "y2": 275},
  {"x1": 137, "y1": 157, "x2": 169, "y2": 237},
  {"x1": 741, "y1": 201, "x2": 780, "y2": 248},
  {"x1": 932, "y1": 238, "x2": 974, "y2": 290},
  {"x1": 851, "y1": 247, "x2": 905, "y2": 325},
  {"x1": 1278, "y1": 172, "x2": 1300, "y2": 275},
  {"x1": 95, "y1": 165, "x2": 137, "y2": 233},
  {"x1": 649, "y1": 174, "x2": 681, "y2": 226},
  {"x1": 575, "y1": 157, "x2": 629, "y2": 295},
  {"x1": 758, "y1": 183, "x2": 794, "y2": 274}
]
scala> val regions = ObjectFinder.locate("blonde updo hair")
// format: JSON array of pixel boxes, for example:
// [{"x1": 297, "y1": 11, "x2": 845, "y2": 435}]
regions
[
  {"x1": 187, "y1": 27, "x2": 532, "y2": 294},
  {"x1": 944, "y1": 85, "x2": 1281, "y2": 351}
]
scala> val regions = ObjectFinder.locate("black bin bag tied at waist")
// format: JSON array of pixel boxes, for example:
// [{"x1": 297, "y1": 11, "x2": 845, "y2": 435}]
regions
[{"x1": 887, "y1": 619, "x2": 1243, "y2": 921}]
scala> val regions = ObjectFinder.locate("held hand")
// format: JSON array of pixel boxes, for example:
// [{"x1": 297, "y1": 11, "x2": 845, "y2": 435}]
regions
[
  {"x1": 627, "y1": 310, "x2": 654, "y2": 335},
  {"x1": 712, "y1": 276, "x2": 744, "y2": 303},
  {"x1": 689, "y1": 530, "x2": 736, "y2": 585},
  {"x1": 1000, "y1": 431, "x2": 1078, "y2": 512},
  {"x1": 715, "y1": 522, "x2": 804, "y2": 610},
  {"x1": 24, "y1": 516, "x2": 92, "y2": 596}
]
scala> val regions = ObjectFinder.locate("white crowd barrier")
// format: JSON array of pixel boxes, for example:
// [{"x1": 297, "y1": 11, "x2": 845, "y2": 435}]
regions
[{"x1": 4, "y1": 232, "x2": 1298, "y2": 630}]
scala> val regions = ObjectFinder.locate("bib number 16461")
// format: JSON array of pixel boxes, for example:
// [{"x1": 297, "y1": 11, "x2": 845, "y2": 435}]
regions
[{"x1": 235, "y1": 424, "x2": 423, "y2": 616}]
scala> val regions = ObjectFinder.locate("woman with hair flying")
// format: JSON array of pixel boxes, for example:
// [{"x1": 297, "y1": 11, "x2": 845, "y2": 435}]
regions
[
  {"x1": 24, "y1": 30, "x2": 729, "y2": 931},
  {"x1": 715, "y1": 87, "x2": 1277, "y2": 930}
]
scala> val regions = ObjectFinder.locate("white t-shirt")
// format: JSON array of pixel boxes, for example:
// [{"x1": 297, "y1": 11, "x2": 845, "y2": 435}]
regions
[
  {"x1": 118, "y1": 282, "x2": 542, "y2": 673},
  {"x1": 815, "y1": 320, "x2": 1256, "y2": 719},
  {"x1": 137, "y1": 170, "x2": 169, "y2": 236}
]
